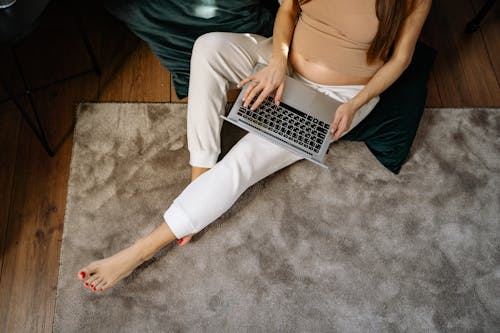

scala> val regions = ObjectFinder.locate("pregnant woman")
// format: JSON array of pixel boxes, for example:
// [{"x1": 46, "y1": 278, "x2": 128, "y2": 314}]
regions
[{"x1": 78, "y1": 0, "x2": 431, "y2": 292}]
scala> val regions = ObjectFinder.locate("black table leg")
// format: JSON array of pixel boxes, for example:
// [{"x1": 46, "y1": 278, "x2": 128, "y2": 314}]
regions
[
  {"x1": 74, "y1": 13, "x2": 101, "y2": 76},
  {"x1": 5, "y1": 46, "x2": 55, "y2": 156},
  {"x1": 465, "y1": 0, "x2": 496, "y2": 33}
]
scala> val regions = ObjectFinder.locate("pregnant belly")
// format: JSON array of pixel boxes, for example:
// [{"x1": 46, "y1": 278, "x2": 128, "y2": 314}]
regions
[{"x1": 289, "y1": 50, "x2": 372, "y2": 86}]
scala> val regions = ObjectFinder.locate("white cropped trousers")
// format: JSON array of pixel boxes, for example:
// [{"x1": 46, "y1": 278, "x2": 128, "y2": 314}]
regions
[{"x1": 163, "y1": 32, "x2": 379, "y2": 239}]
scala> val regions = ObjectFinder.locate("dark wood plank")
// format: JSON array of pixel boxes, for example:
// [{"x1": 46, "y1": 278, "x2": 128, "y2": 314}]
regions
[
  {"x1": 0, "y1": 3, "x2": 99, "y2": 331},
  {"x1": 425, "y1": 69, "x2": 442, "y2": 107},
  {"x1": 0, "y1": 73, "x2": 97, "y2": 333},
  {"x1": 0, "y1": 48, "x2": 26, "y2": 100},
  {"x1": 421, "y1": 0, "x2": 500, "y2": 106},
  {"x1": 471, "y1": 0, "x2": 500, "y2": 84},
  {"x1": 0, "y1": 126, "x2": 70, "y2": 333},
  {"x1": 99, "y1": 41, "x2": 170, "y2": 103},
  {"x1": 0, "y1": 104, "x2": 21, "y2": 279},
  {"x1": 79, "y1": 4, "x2": 163, "y2": 102}
]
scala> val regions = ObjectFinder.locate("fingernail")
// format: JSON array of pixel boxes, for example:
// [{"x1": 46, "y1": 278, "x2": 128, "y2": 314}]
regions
[
  {"x1": 80, "y1": 272, "x2": 86, "y2": 279},
  {"x1": 177, "y1": 239, "x2": 183, "y2": 245},
  {"x1": 84, "y1": 282, "x2": 89, "y2": 286},
  {"x1": 100, "y1": 288, "x2": 104, "y2": 292}
]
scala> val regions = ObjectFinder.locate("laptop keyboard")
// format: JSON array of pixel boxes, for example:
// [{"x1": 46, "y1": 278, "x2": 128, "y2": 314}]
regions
[{"x1": 237, "y1": 95, "x2": 330, "y2": 154}]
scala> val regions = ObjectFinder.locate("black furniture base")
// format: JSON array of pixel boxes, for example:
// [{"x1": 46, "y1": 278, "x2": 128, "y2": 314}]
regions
[
  {"x1": 1, "y1": 51, "x2": 56, "y2": 156},
  {"x1": 1, "y1": 0, "x2": 101, "y2": 157},
  {"x1": 465, "y1": 0, "x2": 497, "y2": 33}
]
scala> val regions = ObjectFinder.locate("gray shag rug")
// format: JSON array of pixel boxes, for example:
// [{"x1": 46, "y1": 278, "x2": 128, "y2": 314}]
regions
[{"x1": 53, "y1": 103, "x2": 500, "y2": 332}]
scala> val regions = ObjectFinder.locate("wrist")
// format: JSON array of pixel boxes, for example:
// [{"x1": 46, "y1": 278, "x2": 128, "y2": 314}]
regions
[
  {"x1": 345, "y1": 100, "x2": 360, "y2": 114},
  {"x1": 269, "y1": 53, "x2": 288, "y2": 69}
]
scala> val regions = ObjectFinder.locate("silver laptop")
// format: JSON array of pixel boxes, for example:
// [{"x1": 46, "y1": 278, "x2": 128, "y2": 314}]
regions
[{"x1": 222, "y1": 63, "x2": 340, "y2": 168}]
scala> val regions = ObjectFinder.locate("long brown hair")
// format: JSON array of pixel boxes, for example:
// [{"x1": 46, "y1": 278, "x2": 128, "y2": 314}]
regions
[
  {"x1": 298, "y1": 0, "x2": 413, "y2": 63},
  {"x1": 368, "y1": 0, "x2": 413, "y2": 63}
]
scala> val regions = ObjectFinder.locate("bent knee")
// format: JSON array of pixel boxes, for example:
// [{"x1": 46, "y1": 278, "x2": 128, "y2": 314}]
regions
[{"x1": 192, "y1": 32, "x2": 233, "y2": 61}]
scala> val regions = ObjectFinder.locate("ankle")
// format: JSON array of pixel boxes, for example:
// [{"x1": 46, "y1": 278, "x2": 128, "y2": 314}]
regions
[
  {"x1": 191, "y1": 166, "x2": 210, "y2": 181},
  {"x1": 132, "y1": 224, "x2": 176, "y2": 261},
  {"x1": 133, "y1": 238, "x2": 156, "y2": 262}
]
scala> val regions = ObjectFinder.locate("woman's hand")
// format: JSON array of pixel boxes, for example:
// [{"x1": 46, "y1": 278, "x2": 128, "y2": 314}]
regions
[
  {"x1": 330, "y1": 102, "x2": 358, "y2": 141},
  {"x1": 237, "y1": 59, "x2": 287, "y2": 110}
]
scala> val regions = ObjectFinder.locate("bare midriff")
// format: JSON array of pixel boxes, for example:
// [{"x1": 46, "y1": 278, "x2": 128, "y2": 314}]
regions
[
  {"x1": 288, "y1": 0, "x2": 383, "y2": 86},
  {"x1": 289, "y1": 49, "x2": 372, "y2": 86}
]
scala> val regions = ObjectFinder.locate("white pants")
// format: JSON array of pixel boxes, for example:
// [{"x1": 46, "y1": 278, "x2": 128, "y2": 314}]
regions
[{"x1": 163, "y1": 32, "x2": 379, "y2": 239}]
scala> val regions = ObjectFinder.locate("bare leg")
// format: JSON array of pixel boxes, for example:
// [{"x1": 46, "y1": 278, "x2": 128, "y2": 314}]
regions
[
  {"x1": 191, "y1": 166, "x2": 210, "y2": 181},
  {"x1": 77, "y1": 223, "x2": 176, "y2": 292},
  {"x1": 177, "y1": 166, "x2": 211, "y2": 245}
]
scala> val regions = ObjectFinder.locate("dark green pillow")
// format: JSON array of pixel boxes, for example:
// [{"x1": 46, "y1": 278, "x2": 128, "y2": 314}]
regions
[
  {"x1": 341, "y1": 42, "x2": 437, "y2": 174},
  {"x1": 105, "y1": 0, "x2": 279, "y2": 99}
]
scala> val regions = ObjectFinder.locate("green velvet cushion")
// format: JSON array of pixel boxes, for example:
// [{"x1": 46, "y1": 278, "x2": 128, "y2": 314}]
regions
[
  {"x1": 341, "y1": 42, "x2": 437, "y2": 174},
  {"x1": 105, "y1": 0, "x2": 278, "y2": 99}
]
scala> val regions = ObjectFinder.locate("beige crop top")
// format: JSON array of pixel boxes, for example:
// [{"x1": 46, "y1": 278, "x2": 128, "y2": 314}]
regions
[{"x1": 292, "y1": 0, "x2": 385, "y2": 78}]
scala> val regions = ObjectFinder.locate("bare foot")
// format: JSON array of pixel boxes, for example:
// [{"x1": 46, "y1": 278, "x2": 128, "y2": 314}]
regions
[
  {"x1": 77, "y1": 240, "x2": 151, "y2": 292},
  {"x1": 177, "y1": 234, "x2": 194, "y2": 246}
]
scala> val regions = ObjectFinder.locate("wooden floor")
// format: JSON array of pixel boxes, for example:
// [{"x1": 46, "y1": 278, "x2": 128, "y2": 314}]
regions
[{"x1": 0, "y1": 1, "x2": 498, "y2": 332}]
